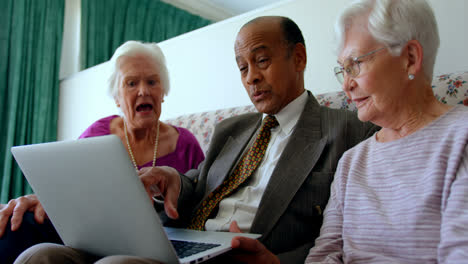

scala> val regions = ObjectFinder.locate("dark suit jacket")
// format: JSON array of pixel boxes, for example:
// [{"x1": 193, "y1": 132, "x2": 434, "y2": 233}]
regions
[{"x1": 163, "y1": 91, "x2": 378, "y2": 263}]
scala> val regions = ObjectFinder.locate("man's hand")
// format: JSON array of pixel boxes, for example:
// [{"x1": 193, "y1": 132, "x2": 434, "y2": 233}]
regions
[
  {"x1": 138, "y1": 166, "x2": 181, "y2": 220},
  {"x1": 229, "y1": 221, "x2": 280, "y2": 264},
  {"x1": 0, "y1": 194, "x2": 47, "y2": 237}
]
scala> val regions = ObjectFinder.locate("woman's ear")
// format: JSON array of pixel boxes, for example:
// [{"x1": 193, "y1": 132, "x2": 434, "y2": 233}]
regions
[
  {"x1": 293, "y1": 43, "x2": 307, "y2": 72},
  {"x1": 114, "y1": 97, "x2": 120, "y2": 108},
  {"x1": 403, "y1": 40, "x2": 423, "y2": 76}
]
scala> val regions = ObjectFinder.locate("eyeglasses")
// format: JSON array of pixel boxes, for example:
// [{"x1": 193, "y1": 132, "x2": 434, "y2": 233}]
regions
[{"x1": 334, "y1": 47, "x2": 387, "y2": 84}]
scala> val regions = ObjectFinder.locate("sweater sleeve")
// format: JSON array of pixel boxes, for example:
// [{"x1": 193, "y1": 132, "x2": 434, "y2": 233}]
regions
[
  {"x1": 305, "y1": 160, "x2": 345, "y2": 263},
  {"x1": 438, "y1": 144, "x2": 468, "y2": 263},
  {"x1": 174, "y1": 127, "x2": 205, "y2": 173}
]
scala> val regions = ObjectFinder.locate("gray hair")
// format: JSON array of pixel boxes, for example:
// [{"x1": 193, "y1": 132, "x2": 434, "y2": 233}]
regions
[
  {"x1": 108, "y1": 40, "x2": 170, "y2": 99},
  {"x1": 335, "y1": 0, "x2": 440, "y2": 80}
]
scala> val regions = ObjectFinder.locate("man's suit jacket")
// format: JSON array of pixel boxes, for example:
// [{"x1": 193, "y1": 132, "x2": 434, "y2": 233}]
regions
[{"x1": 165, "y1": 91, "x2": 378, "y2": 263}]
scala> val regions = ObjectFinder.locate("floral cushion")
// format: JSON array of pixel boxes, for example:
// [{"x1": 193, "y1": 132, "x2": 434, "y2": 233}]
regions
[
  {"x1": 315, "y1": 91, "x2": 357, "y2": 112},
  {"x1": 432, "y1": 71, "x2": 468, "y2": 106},
  {"x1": 166, "y1": 71, "x2": 468, "y2": 153},
  {"x1": 165, "y1": 105, "x2": 256, "y2": 153},
  {"x1": 316, "y1": 71, "x2": 468, "y2": 110}
]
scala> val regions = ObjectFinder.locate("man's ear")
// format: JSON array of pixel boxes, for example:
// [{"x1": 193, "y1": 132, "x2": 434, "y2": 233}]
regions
[
  {"x1": 293, "y1": 43, "x2": 307, "y2": 72},
  {"x1": 403, "y1": 40, "x2": 423, "y2": 76}
]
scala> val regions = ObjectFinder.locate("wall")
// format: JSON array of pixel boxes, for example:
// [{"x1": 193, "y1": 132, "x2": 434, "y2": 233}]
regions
[
  {"x1": 60, "y1": 0, "x2": 81, "y2": 79},
  {"x1": 57, "y1": 0, "x2": 468, "y2": 140}
]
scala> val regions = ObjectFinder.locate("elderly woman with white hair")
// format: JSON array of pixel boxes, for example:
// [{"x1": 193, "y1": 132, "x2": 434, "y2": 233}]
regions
[
  {"x1": 80, "y1": 40, "x2": 204, "y2": 173},
  {"x1": 211, "y1": 0, "x2": 468, "y2": 263},
  {"x1": 0, "y1": 41, "x2": 204, "y2": 263},
  {"x1": 305, "y1": 0, "x2": 468, "y2": 262}
]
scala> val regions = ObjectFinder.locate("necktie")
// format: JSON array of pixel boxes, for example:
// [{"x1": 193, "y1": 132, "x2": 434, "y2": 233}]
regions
[{"x1": 188, "y1": 115, "x2": 279, "y2": 230}]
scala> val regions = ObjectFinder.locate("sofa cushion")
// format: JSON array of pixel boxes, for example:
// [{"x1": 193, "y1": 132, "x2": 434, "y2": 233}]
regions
[
  {"x1": 165, "y1": 105, "x2": 256, "y2": 153},
  {"x1": 316, "y1": 91, "x2": 356, "y2": 111},
  {"x1": 432, "y1": 71, "x2": 468, "y2": 106}
]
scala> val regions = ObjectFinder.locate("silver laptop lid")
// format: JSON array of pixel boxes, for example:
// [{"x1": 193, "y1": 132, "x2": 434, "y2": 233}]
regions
[{"x1": 11, "y1": 135, "x2": 180, "y2": 263}]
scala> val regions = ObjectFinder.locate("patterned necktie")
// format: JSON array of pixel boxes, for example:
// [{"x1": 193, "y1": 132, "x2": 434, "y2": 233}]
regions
[{"x1": 188, "y1": 115, "x2": 279, "y2": 230}]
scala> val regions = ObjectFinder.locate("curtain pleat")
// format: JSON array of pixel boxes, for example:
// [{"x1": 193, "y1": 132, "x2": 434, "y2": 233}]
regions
[
  {"x1": 0, "y1": 0, "x2": 64, "y2": 202},
  {"x1": 81, "y1": 0, "x2": 212, "y2": 69}
]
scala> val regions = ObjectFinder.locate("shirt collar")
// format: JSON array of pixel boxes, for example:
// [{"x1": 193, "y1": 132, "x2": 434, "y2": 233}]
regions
[{"x1": 263, "y1": 90, "x2": 308, "y2": 134}]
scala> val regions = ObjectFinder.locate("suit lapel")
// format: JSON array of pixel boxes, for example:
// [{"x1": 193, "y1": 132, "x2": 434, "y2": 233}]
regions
[
  {"x1": 251, "y1": 93, "x2": 328, "y2": 236},
  {"x1": 205, "y1": 115, "x2": 262, "y2": 195}
]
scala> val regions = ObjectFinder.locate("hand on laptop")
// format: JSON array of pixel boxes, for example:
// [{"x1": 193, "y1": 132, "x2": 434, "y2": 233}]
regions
[
  {"x1": 139, "y1": 166, "x2": 180, "y2": 220},
  {"x1": 229, "y1": 221, "x2": 280, "y2": 264},
  {"x1": 0, "y1": 194, "x2": 48, "y2": 237}
]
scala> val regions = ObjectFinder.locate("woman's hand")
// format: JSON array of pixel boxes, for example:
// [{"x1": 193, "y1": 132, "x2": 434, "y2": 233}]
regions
[
  {"x1": 229, "y1": 221, "x2": 280, "y2": 264},
  {"x1": 0, "y1": 194, "x2": 47, "y2": 237},
  {"x1": 138, "y1": 166, "x2": 181, "y2": 220}
]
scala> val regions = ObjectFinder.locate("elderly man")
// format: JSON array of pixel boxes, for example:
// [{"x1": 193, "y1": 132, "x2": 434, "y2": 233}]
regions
[{"x1": 16, "y1": 16, "x2": 377, "y2": 264}]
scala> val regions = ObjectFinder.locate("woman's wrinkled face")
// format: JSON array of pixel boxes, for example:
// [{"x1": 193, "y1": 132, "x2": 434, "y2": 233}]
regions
[
  {"x1": 338, "y1": 19, "x2": 407, "y2": 124},
  {"x1": 115, "y1": 54, "x2": 164, "y2": 129}
]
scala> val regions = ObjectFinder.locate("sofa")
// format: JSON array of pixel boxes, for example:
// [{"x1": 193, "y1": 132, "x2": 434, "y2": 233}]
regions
[{"x1": 165, "y1": 71, "x2": 468, "y2": 153}]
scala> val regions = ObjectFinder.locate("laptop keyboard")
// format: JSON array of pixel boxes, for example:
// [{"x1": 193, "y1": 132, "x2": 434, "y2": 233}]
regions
[{"x1": 170, "y1": 240, "x2": 220, "y2": 258}]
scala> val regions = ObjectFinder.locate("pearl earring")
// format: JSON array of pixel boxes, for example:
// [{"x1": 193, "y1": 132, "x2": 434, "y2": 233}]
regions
[{"x1": 408, "y1": 74, "x2": 415, "y2": 80}]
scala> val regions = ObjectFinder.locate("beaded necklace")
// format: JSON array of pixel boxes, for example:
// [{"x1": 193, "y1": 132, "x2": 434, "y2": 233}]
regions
[{"x1": 124, "y1": 120, "x2": 160, "y2": 172}]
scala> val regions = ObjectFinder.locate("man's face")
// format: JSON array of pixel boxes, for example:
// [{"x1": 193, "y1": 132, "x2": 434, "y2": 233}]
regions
[{"x1": 234, "y1": 20, "x2": 305, "y2": 115}]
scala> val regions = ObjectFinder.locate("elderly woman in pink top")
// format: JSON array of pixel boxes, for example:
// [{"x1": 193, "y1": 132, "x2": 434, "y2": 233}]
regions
[
  {"x1": 0, "y1": 41, "x2": 204, "y2": 263},
  {"x1": 215, "y1": 0, "x2": 468, "y2": 263}
]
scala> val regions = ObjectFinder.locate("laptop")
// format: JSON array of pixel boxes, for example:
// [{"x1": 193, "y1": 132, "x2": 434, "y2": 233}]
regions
[{"x1": 11, "y1": 135, "x2": 260, "y2": 264}]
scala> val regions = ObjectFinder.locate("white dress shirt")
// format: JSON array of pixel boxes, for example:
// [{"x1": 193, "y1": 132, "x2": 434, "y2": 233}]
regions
[{"x1": 205, "y1": 91, "x2": 308, "y2": 232}]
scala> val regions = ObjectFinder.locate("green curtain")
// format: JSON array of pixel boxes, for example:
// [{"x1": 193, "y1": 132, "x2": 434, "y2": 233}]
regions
[
  {"x1": 0, "y1": 0, "x2": 64, "y2": 203},
  {"x1": 81, "y1": 0, "x2": 212, "y2": 69}
]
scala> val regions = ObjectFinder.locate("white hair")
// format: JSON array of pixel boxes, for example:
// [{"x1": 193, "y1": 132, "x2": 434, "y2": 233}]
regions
[
  {"x1": 335, "y1": 0, "x2": 440, "y2": 80},
  {"x1": 108, "y1": 40, "x2": 170, "y2": 99}
]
